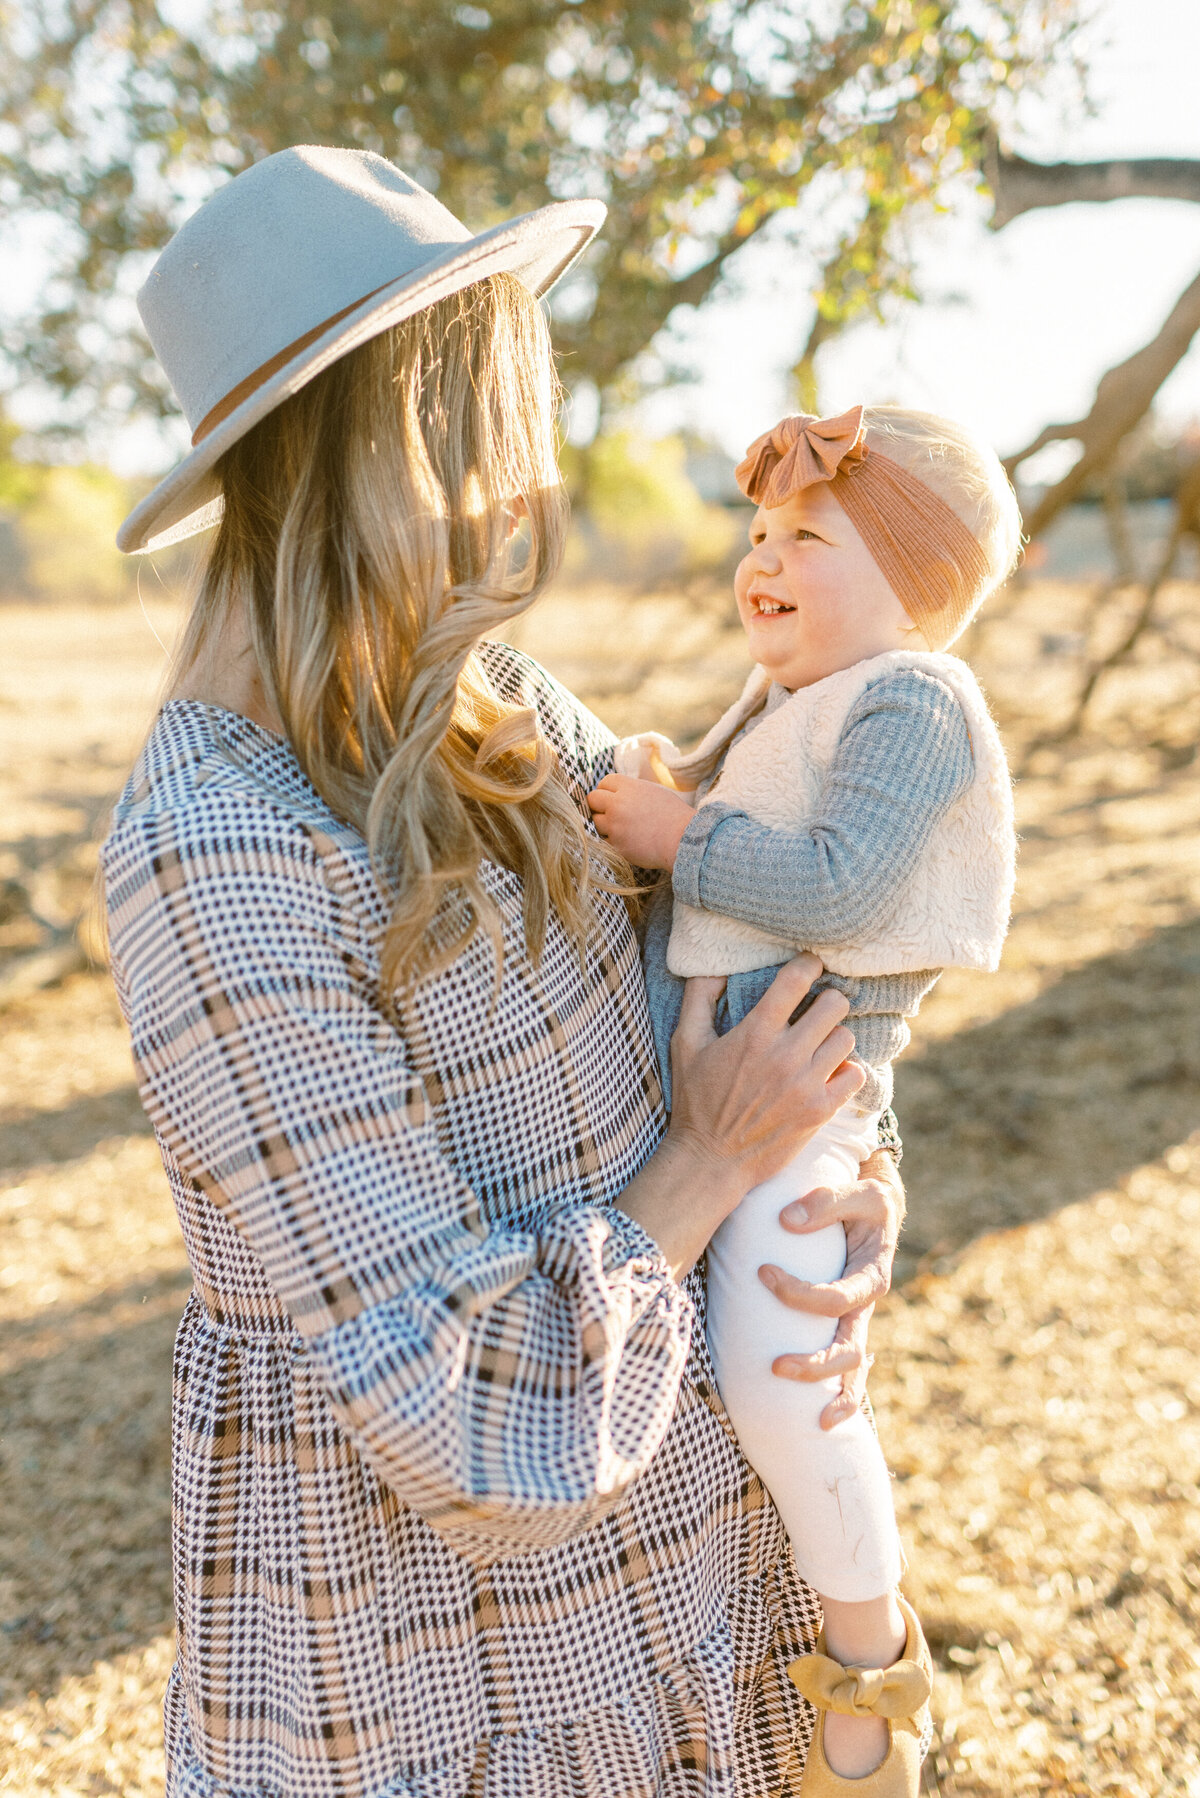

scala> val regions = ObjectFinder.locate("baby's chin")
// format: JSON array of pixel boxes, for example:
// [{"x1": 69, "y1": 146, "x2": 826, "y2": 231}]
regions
[
  {"x1": 742, "y1": 617, "x2": 813, "y2": 670},
  {"x1": 749, "y1": 638, "x2": 884, "y2": 690},
  {"x1": 743, "y1": 615, "x2": 800, "y2": 655},
  {"x1": 746, "y1": 617, "x2": 919, "y2": 687}
]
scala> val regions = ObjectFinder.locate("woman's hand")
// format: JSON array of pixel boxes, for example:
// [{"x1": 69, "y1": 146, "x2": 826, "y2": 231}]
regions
[
  {"x1": 587, "y1": 773, "x2": 694, "y2": 871},
  {"x1": 617, "y1": 956, "x2": 865, "y2": 1279},
  {"x1": 758, "y1": 1148, "x2": 904, "y2": 1429}
]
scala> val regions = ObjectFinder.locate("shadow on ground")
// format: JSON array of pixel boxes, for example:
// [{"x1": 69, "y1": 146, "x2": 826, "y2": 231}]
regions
[
  {"x1": 0, "y1": 1271, "x2": 187, "y2": 1704},
  {"x1": 894, "y1": 913, "x2": 1200, "y2": 1280},
  {"x1": 0, "y1": 1084, "x2": 151, "y2": 1175}
]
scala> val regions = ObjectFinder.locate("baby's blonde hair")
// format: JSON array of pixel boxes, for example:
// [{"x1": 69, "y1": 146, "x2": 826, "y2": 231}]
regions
[{"x1": 861, "y1": 405, "x2": 1022, "y2": 627}]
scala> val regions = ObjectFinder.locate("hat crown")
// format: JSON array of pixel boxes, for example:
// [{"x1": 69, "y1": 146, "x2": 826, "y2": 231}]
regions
[{"x1": 139, "y1": 147, "x2": 474, "y2": 430}]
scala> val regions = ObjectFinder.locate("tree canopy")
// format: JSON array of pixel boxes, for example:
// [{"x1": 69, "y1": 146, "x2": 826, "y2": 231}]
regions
[{"x1": 1, "y1": 0, "x2": 1082, "y2": 439}]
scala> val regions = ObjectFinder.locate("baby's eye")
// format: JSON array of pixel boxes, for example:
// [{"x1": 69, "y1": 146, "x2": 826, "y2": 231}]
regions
[{"x1": 794, "y1": 528, "x2": 817, "y2": 542}]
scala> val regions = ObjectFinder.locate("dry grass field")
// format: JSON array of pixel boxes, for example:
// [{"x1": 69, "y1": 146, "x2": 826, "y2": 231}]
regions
[{"x1": 1, "y1": 571, "x2": 1199, "y2": 1796}]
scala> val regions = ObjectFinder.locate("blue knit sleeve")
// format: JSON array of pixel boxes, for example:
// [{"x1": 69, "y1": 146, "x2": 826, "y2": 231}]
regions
[{"x1": 671, "y1": 669, "x2": 974, "y2": 945}]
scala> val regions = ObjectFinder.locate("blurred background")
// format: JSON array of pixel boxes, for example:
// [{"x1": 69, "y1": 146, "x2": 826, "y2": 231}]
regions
[{"x1": 2, "y1": 1, "x2": 1199, "y2": 1793}]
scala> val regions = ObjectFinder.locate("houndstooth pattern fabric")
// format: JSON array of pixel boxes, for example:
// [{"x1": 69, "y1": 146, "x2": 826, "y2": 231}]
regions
[{"x1": 102, "y1": 642, "x2": 823, "y2": 1798}]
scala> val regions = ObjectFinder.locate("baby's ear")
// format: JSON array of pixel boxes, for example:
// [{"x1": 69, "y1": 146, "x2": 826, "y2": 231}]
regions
[{"x1": 898, "y1": 612, "x2": 931, "y2": 651}]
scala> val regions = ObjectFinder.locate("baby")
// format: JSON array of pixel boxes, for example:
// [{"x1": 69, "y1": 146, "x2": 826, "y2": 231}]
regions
[{"x1": 587, "y1": 404, "x2": 1019, "y2": 1797}]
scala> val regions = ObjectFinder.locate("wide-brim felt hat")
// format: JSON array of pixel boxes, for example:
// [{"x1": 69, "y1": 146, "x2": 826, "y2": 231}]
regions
[{"x1": 118, "y1": 146, "x2": 605, "y2": 553}]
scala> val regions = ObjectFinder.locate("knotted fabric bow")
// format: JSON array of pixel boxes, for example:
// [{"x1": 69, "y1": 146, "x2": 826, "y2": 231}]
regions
[
  {"x1": 787, "y1": 1650, "x2": 932, "y2": 1737},
  {"x1": 735, "y1": 405, "x2": 869, "y2": 507},
  {"x1": 733, "y1": 405, "x2": 993, "y2": 650}
]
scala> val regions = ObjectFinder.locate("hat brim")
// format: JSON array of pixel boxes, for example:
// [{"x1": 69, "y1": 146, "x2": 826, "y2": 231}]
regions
[{"x1": 118, "y1": 197, "x2": 605, "y2": 554}]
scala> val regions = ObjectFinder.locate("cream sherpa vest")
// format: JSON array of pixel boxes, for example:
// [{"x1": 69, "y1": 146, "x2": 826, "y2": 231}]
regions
[{"x1": 666, "y1": 650, "x2": 1014, "y2": 980}]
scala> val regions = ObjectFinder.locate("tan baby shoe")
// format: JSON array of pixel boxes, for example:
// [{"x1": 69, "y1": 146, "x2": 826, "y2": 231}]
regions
[{"x1": 787, "y1": 1593, "x2": 933, "y2": 1797}]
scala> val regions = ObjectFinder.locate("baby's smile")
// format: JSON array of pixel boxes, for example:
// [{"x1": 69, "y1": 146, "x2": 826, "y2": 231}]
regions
[{"x1": 747, "y1": 589, "x2": 795, "y2": 617}]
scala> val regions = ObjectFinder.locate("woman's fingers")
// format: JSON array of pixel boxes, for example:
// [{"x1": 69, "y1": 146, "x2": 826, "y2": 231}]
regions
[
  {"x1": 758, "y1": 1258, "x2": 887, "y2": 1317},
  {"x1": 770, "y1": 1305, "x2": 869, "y2": 1383},
  {"x1": 762, "y1": 1153, "x2": 904, "y2": 1422},
  {"x1": 763, "y1": 978, "x2": 861, "y2": 1096},
  {"x1": 749, "y1": 954, "x2": 827, "y2": 1030},
  {"x1": 770, "y1": 1259, "x2": 890, "y2": 1316},
  {"x1": 666, "y1": 959, "x2": 875, "y2": 1201},
  {"x1": 824, "y1": 1059, "x2": 867, "y2": 1107},
  {"x1": 770, "y1": 1337, "x2": 862, "y2": 1383},
  {"x1": 807, "y1": 1025, "x2": 857, "y2": 1082},
  {"x1": 709, "y1": 955, "x2": 849, "y2": 1076},
  {"x1": 779, "y1": 1175, "x2": 891, "y2": 1236},
  {"x1": 819, "y1": 1310, "x2": 874, "y2": 1429},
  {"x1": 771, "y1": 1306, "x2": 874, "y2": 1431},
  {"x1": 822, "y1": 1308, "x2": 873, "y2": 1428},
  {"x1": 761, "y1": 1186, "x2": 893, "y2": 1316},
  {"x1": 674, "y1": 976, "x2": 727, "y2": 1055}
]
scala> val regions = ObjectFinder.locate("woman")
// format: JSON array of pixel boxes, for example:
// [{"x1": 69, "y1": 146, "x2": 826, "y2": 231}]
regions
[{"x1": 104, "y1": 146, "x2": 905, "y2": 1797}]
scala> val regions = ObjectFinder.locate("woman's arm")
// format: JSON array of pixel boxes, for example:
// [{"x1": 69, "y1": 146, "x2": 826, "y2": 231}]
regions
[
  {"x1": 105, "y1": 800, "x2": 859, "y2": 1564},
  {"x1": 592, "y1": 670, "x2": 974, "y2": 944},
  {"x1": 619, "y1": 959, "x2": 865, "y2": 1278}
]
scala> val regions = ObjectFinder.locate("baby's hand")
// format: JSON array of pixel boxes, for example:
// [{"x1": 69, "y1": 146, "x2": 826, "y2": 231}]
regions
[{"x1": 587, "y1": 774, "x2": 694, "y2": 871}]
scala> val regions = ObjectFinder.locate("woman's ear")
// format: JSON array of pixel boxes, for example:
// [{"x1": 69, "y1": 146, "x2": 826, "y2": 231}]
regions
[{"x1": 505, "y1": 494, "x2": 529, "y2": 542}]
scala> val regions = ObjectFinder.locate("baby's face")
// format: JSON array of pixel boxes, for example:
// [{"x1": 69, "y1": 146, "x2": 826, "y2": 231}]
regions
[{"x1": 733, "y1": 483, "x2": 917, "y2": 690}]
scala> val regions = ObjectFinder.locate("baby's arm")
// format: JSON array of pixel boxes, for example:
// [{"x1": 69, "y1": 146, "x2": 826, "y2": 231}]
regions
[{"x1": 673, "y1": 669, "x2": 973, "y2": 943}]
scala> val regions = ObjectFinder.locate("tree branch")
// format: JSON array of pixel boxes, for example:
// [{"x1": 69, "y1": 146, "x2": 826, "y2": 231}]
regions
[
  {"x1": 553, "y1": 214, "x2": 775, "y2": 392},
  {"x1": 987, "y1": 141, "x2": 1200, "y2": 230},
  {"x1": 1004, "y1": 263, "x2": 1200, "y2": 540}
]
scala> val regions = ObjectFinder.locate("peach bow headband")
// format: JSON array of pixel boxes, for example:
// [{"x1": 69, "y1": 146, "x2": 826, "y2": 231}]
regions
[{"x1": 734, "y1": 405, "x2": 992, "y2": 650}]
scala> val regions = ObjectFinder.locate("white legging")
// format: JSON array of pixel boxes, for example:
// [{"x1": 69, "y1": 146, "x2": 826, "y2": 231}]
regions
[{"x1": 705, "y1": 1105, "x2": 903, "y2": 1603}]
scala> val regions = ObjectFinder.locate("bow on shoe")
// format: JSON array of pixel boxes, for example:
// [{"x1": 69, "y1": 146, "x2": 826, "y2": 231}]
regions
[
  {"x1": 787, "y1": 1652, "x2": 932, "y2": 1737},
  {"x1": 735, "y1": 405, "x2": 868, "y2": 507}
]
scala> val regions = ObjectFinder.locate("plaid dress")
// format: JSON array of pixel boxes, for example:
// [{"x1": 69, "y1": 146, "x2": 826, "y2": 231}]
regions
[{"x1": 102, "y1": 643, "x2": 821, "y2": 1798}]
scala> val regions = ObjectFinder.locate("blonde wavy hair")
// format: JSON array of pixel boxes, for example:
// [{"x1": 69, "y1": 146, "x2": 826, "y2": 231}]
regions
[
  {"x1": 680, "y1": 404, "x2": 1021, "y2": 788},
  {"x1": 171, "y1": 272, "x2": 632, "y2": 989}
]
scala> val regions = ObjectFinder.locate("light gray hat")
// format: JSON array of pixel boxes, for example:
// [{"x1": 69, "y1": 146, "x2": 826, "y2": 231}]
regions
[{"x1": 118, "y1": 145, "x2": 605, "y2": 553}]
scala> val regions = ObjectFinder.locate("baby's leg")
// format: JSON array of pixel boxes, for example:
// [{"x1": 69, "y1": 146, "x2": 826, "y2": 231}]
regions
[
  {"x1": 709, "y1": 1111, "x2": 912, "y2": 1775},
  {"x1": 705, "y1": 1108, "x2": 902, "y2": 1603}
]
